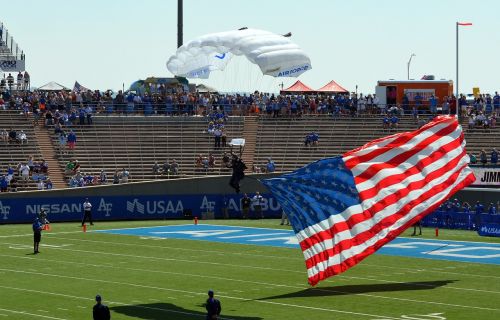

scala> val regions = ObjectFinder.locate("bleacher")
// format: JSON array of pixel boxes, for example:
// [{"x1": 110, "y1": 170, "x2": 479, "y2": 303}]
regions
[
  {"x1": 2, "y1": 110, "x2": 498, "y2": 191},
  {"x1": 253, "y1": 115, "x2": 426, "y2": 172},
  {"x1": 50, "y1": 115, "x2": 245, "y2": 184},
  {"x1": 461, "y1": 119, "x2": 500, "y2": 156},
  {"x1": 0, "y1": 110, "x2": 42, "y2": 191}
]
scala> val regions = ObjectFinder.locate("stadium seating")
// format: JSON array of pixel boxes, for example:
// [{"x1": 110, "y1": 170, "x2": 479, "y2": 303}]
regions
[
  {"x1": 2, "y1": 110, "x2": 498, "y2": 190},
  {"x1": 50, "y1": 115, "x2": 245, "y2": 184},
  {"x1": 0, "y1": 110, "x2": 43, "y2": 191}
]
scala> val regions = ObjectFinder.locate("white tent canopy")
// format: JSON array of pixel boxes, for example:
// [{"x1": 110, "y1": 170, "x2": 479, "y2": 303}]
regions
[{"x1": 37, "y1": 81, "x2": 71, "y2": 91}]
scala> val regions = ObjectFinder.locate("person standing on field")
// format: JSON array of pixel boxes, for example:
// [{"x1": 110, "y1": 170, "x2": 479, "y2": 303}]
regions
[
  {"x1": 93, "y1": 295, "x2": 111, "y2": 320},
  {"x1": 32, "y1": 216, "x2": 43, "y2": 254},
  {"x1": 82, "y1": 198, "x2": 93, "y2": 226}
]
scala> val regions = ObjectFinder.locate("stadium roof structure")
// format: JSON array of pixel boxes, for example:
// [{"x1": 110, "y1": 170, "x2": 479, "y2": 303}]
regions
[
  {"x1": 317, "y1": 80, "x2": 348, "y2": 93},
  {"x1": 280, "y1": 80, "x2": 314, "y2": 94}
]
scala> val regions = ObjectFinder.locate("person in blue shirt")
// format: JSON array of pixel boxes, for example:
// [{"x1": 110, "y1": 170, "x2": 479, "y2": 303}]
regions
[
  {"x1": 382, "y1": 115, "x2": 390, "y2": 130},
  {"x1": 493, "y1": 92, "x2": 500, "y2": 114},
  {"x1": 266, "y1": 158, "x2": 276, "y2": 173},
  {"x1": 205, "y1": 290, "x2": 221, "y2": 320},
  {"x1": 488, "y1": 203, "x2": 497, "y2": 215},
  {"x1": 0, "y1": 175, "x2": 8, "y2": 192},
  {"x1": 491, "y1": 148, "x2": 498, "y2": 165},
  {"x1": 429, "y1": 95, "x2": 438, "y2": 114},
  {"x1": 32, "y1": 216, "x2": 43, "y2": 254},
  {"x1": 473, "y1": 201, "x2": 484, "y2": 230},
  {"x1": 67, "y1": 130, "x2": 77, "y2": 150},
  {"x1": 390, "y1": 115, "x2": 399, "y2": 129},
  {"x1": 474, "y1": 201, "x2": 484, "y2": 214}
]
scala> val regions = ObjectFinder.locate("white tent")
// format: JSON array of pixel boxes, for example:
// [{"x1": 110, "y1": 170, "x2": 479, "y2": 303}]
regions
[
  {"x1": 37, "y1": 81, "x2": 71, "y2": 91},
  {"x1": 195, "y1": 83, "x2": 218, "y2": 93}
]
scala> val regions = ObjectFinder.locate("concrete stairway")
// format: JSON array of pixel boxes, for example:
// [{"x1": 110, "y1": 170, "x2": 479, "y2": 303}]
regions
[
  {"x1": 241, "y1": 116, "x2": 258, "y2": 168},
  {"x1": 32, "y1": 126, "x2": 67, "y2": 189}
]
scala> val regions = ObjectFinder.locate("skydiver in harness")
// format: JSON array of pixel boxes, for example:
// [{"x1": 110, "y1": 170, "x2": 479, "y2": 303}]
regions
[{"x1": 228, "y1": 153, "x2": 247, "y2": 193}]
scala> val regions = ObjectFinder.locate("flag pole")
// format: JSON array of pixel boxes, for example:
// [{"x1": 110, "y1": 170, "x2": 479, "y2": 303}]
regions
[{"x1": 455, "y1": 22, "x2": 458, "y2": 116}]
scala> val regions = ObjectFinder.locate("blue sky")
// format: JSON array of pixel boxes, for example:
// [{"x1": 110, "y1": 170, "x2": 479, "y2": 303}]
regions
[{"x1": 1, "y1": 0, "x2": 498, "y2": 94}]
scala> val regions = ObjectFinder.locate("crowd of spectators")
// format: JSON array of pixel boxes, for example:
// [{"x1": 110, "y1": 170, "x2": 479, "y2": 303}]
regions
[
  {"x1": 469, "y1": 148, "x2": 498, "y2": 166},
  {"x1": 427, "y1": 198, "x2": 499, "y2": 230},
  {"x1": 0, "y1": 71, "x2": 30, "y2": 91},
  {"x1": 1, "y1": 128, "x2": 28, "y2": 144},
  {"x1": 0, "y1": 155, "x2": 52, "y2": 192},
  {"x1": 1, "y1": 76, "x2": 500, "y2": 119}
]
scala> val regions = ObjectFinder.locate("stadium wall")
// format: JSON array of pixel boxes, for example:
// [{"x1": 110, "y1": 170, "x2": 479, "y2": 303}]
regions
[
  {"x1": 0, "y1": 174, "x2": 281, "y2": 224},
  {"x1": 0, "y1": 174, "x2": 498, "y2": 224}
]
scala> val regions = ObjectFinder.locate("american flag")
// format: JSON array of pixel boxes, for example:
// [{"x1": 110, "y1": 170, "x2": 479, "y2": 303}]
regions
[
  {"x1": 262, "y1": 116, "x2": 475, "y2": 286},
  {"x1": 73, "y1": 81, "x2": 90, "y2": 93}
]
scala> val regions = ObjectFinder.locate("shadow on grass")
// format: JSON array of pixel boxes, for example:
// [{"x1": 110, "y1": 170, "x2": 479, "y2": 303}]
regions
[
  {"x1": 111, "y1": 302, "x2": 262, "y2": 320},
  {"x1": 261, "y1": 280, "x2": 457, "y2": 300}
]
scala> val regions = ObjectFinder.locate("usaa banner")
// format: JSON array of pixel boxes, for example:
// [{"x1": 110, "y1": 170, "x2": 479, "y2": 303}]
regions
[{"x1": 0, "y1": 194, "x2": 282, "y2": 223}]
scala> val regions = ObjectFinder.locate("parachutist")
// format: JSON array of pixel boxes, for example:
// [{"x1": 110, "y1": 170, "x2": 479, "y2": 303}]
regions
[{"x1": 228, "y1": 153, "x2": 247, "y2": 193}]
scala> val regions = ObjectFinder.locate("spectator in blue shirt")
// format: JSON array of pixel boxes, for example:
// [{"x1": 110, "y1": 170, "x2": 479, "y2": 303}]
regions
[
  {"x1": 67, "y1": 130, "x2": 77, "y2": 150},
  {"x1": 488, "y1": 203, "x2": 497, "y2": 215},
  {"x1": 474, "y1": 201, "x2": 484, "y2": 215},
  {"x1": 493, "y1": 92, "x2": 500, "y2": 114},
  {"x1": 0, "y1": 175, "x2": 8, "y2": 192},
  {"x1": 78, "y1": 106, "x2": 86, "y2": 125},
  {"x1": 85, "y1": 105, "x2": 93, "y2": 125},
  {"x1": 414, "y1": 93, "x2": 423, "y2": 109},
  {"x1": 390, "y1": 115, "x2": 399, "y2": 129},
  {"x1": 382, "y1": 115, "x2": 390, "y2": 130},
  {"x1": 429, "y1": 95, "x2": 438, "y2": 114},
  {"x1": 266, "y1": 158, "x2": 276, "y2": 173},
  {"x1": 491, "y1": 148, "x2": 498, "y2": 165}
]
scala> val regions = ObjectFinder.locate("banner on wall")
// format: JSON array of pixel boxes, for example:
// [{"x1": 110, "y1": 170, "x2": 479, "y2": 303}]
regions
[
  {"x1": 0, "y1": 194, "x2": 282, "y2": 223},
  {"x1": 403, "y1": 88, "x2": 435, "y2": 101},
  {"x1": 470, "y1": 167, "x2": 500, "y2": 186},
  {"x1": 478, "y1": 223, "x2": 500, "y2": 237}
]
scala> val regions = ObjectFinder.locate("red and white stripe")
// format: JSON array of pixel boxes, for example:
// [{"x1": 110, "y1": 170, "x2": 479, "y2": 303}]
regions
[{"x1": 299, "y1": 116, "x2": 476, "y2": 286}]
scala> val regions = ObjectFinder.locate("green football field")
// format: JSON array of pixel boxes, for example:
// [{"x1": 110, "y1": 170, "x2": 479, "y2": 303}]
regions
[{"x1": 1, "y1": 220, "x2": 499, "y2": 320}]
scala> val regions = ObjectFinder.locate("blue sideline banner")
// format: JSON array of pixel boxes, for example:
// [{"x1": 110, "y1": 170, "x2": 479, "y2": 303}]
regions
[
  {"x1": 0, "y1": 194, "x2": 282, "y2": 223},
  {"x1": 477, "y1": 223, "x2": 500, "y2": 237}
]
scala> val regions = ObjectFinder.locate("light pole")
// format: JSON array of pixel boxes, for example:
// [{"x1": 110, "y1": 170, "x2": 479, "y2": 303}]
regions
[
  {"x1": 407, "y1": 53, "x2": 416, "y2": 80},
  {"x1": 456, "y1": 22, "x2": 472, "y2": 104}
]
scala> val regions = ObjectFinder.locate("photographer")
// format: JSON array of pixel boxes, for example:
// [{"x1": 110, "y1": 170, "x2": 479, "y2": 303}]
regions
[{"x1": 32, "y1": 216, "x2": 44, "y2": 254}]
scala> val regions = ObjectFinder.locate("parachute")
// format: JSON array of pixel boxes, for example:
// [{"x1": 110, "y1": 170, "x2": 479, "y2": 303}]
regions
[{"x1": 166, "y1": 28, "x2": 312, "y2": 79}]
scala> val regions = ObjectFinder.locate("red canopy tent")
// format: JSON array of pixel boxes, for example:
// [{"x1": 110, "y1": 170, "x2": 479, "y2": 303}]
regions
[
  {"x1": 317, "y1": 80, "x2": 348, "y2": 93},
  {"x1": 280, "y1": 80, "x2": 315, "y2": 94}
]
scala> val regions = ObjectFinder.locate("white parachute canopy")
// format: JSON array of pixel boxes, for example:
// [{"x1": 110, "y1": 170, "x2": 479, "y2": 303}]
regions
[{"x1": 166, "y1": 28, "x2": 312, "y2": 79}]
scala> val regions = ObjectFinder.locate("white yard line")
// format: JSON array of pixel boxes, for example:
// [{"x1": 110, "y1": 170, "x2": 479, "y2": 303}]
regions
[
  {"x1": 0, "y1": 230, "x2": 83, "y2": 238},
  {"x1": 359, "y1": 262, "x2": 500, "y2": 280},
  {"x1": 44, "y1": 235, "x2": 299, "y2": 260},
  {"x1": 1, "y1": 268, "x2": 499, "y2": 313},
  {"x1": 2, "y1": 242, "x2": 300, "y2": 273},
  {"x1": 0, "y1": 308, "x2": 68, "y2": 320}
]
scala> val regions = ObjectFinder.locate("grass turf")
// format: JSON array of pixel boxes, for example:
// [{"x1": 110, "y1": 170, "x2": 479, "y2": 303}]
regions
[{"x1": 0, "y1": 220, "x2": 499, "y2": 320}]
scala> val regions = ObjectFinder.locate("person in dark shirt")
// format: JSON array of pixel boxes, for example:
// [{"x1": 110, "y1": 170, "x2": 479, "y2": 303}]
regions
[
  {"x1": 93, "y1": 295, "x2": 111, "y2": 320},
  {"x1": 205, "y1": 290, "x2": 221, "y2": 320},
  {"x1": 241, "y1": 193, "x2": 251, "y2": 219},
  {"x1": 32, "y1": 216, "x2": 43, "y2": 254}
]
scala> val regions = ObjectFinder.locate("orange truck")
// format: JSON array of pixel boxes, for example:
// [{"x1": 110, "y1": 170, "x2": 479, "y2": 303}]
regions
[{"x1": 376, "y1": 80, "x2": 454, "y2": 110}]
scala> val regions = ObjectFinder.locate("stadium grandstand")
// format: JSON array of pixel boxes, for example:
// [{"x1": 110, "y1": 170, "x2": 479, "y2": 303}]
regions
[{"x1": 0, "y1": 89, "x2": 498, "y2": 191}]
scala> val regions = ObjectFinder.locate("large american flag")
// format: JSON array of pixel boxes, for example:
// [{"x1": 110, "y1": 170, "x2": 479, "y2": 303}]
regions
[{"x1": 262, "y1": 116, "x2": 476, "y2": 286}]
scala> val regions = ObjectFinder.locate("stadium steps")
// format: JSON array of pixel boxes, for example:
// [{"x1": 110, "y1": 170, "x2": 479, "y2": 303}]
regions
[
  {"x1": 241, "y1": 116, "x2": 258, "y2": 167},
  {"x1": 32, "y1": 125, "x2": 67, "y2": 189}
]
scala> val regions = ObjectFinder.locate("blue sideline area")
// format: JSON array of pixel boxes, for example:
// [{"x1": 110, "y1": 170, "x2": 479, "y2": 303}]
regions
[{"x1": 96, "y1": 224, "x2": 500, "y2": 265}]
